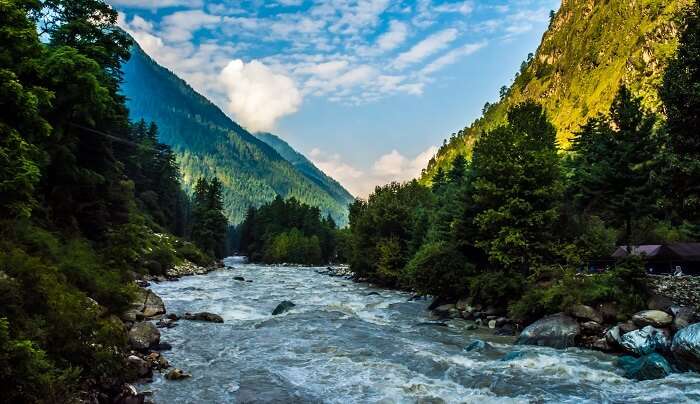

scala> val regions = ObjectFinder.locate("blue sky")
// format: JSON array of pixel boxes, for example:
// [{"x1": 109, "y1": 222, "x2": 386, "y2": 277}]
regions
[{"x1": 110, "y1": 0, "x2": 559, "y2": 196}]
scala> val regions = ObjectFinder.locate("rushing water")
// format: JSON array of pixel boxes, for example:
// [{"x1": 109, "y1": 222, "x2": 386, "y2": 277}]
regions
[{"x1": 144, "y1": 258, "x2": 700, "y2": 403}]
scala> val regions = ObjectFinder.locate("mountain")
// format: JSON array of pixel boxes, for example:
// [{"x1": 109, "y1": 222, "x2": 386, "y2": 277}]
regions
[
  {"x1": 254, "y1": 132, "x2": 355, "y2": 208},
  {"x1": 120, "y1": 43, "x2": 352, "y2": 225},
  {"x1": 422, "y1": 0, "x2": 692, "y2": 181}
]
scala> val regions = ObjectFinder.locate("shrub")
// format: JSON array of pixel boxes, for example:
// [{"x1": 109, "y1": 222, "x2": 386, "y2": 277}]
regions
[
  {"x1": 469, "y1": 270, "x2": 525, "y2": 309},
  {"x1": 406, "y1": 241, "x2": 473, "y2": 298}
]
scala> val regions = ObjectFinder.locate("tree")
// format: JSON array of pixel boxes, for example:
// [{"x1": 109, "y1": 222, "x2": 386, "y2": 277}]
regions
[
  {"x1": 191, "y1": 177, "x2": 228, "y2": 258},
  {"x1": 568, "y1": 86, "x2": 660, "y2": 244},
  {"x1": 660, "y1": 1, "x2": 700, "y2": 224},
  {"x1": 471, "y1": 101, "x2": 562, "y2": 272}
]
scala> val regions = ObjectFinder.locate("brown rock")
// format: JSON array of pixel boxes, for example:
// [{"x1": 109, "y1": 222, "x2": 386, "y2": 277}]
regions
[
  {"x1": 165, "y1": 368, "x2": 191, "y2": 381},
  {"x1": 569, "y1": 304, "x2": 603, "y2": 324}
]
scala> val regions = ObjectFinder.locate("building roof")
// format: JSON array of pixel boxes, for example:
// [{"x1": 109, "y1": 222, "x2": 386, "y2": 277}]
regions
[{"x1": 612, "y1": 243, "x2": 700, "y2": 260}]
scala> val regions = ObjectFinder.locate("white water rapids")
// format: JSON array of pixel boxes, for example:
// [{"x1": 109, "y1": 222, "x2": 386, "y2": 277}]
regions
[{"x1": 143, "y1": 257, "x2": 700, "y2": 403}]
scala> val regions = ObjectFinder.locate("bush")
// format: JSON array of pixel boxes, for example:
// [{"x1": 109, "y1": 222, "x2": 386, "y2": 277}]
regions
[
  {"x1": 469, "y1": 270, "x2": 525, "y2": 309},
  {"x1": 263, "y1": 229, "x2": 323, "y2": 265},
  {"x1": 406, "y1": 242, "x2": 474, "y2": 298}
]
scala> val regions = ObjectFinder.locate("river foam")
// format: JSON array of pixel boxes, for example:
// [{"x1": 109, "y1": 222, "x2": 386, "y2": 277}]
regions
[{"x1": 144, "y1": 260, "x2": 700, "y2": 403}]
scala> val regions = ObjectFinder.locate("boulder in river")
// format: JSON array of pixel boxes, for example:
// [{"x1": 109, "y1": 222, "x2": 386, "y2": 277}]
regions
[
  {"x1": 671, "y1": 323, "x2": 700, "y2": 371},
  {"x1": 165, "y1": 368, "x2": 191, "y2": 381},
  {"x1": 617, "y1": 353, "x2": 672, "y2": 380},
  {"x1": 569, "y1": 304, "x2": 603, "y2": 324},
  {"x1": 516, "y1": 313, "x2": 580, "y2": 349},
  {"x1": 464, "y1": 340, "x2": 494, "y2": 353},
  {"x1": 126, "y1": 355, "x2": 152, "y2": 378},
  {"x1": 272, "y1": 301, "x2": 296, "y2": 315},
  {"x1": 183, "y1": 312, "x2": 224, "y2": 323},
  {"x1": 233, "y1": 276, "x2": 245, "y2": 281},
  {"x1": 632, "y1": 310, "x2": 673, "y2": 328},
  {"x1": 128, "y1": 322, "x2": 160, "y2": 351},
  {"x1": 671, "y1": 306, "x2": 697, "y2": 332},
  {"x1": 619, "y1": 325, "x2": 669, "y2": 356}
]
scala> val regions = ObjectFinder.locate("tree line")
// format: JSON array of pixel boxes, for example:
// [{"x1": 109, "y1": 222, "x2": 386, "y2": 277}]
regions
[
  {"x1": 238, "y1": 196, "x2": 343, "y2": 265},
  {"x1": 346, "y1": 2, "x2": 700, "y2": 324},
  {"x1": 0, "y1": 0, "x2": 227, "y2": 401}
]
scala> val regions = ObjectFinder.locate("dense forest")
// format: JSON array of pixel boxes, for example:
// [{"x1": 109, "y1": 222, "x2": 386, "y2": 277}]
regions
[
  {"x1": 346, "y1": 1, "x2": 700, "y2": 324},
  {"x1": 121, "y1": 44, "x2": 353, "y2": 225},
  {"x1": 0, "y1": 0, "x2": 227, "y2": 401},
  {"x1": 239, "y1": 197, "x2": 344, "y2": 265},
  {"x1": 424, "y1": 0, "x2": 693, "y2": 181}
]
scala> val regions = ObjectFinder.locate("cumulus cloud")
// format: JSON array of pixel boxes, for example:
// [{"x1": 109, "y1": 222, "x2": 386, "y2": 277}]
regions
[
  {"x1": 161, "y1": 10, "x2": 221, "y2": 42},
  {"x1": 310, "y1": 146, "x2": 438, "y2": 197},
  {"x1": 393, "y1": 28, "x2": 458, "y2": 69},
  {"x1": 219, "y1": 59, "x2": 302, "y2": 132}
]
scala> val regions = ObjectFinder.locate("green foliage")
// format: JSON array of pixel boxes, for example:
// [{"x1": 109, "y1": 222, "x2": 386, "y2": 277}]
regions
[
  {"x1": 406, "y1": 242, "x2": 474, "y2": 298},
  {"x1": 121, "y1": 45, "x2": 352, "y2": 225},
  {"x1": 191, "y1": 177, "x2": 229, "y2": 259},
  {"x1": 240, "y1": 196, "x2": 340, "y2": 265}
]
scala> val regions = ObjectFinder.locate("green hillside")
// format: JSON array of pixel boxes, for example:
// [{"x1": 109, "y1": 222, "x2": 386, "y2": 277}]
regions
[
  {"x1": 423, "y1": 0, "x2": 692, "y2": 182},
  {"x1": 120, "y1": 44, "x2": 351, "y2": 224},
  {"x1": 255, "y1": 132, "x2": 355, "y2": 205}
]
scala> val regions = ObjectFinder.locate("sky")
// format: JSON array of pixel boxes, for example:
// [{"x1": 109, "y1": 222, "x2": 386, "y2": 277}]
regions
[{"x1": 110, "y1": 0, "x2": 559, "y2": 197}]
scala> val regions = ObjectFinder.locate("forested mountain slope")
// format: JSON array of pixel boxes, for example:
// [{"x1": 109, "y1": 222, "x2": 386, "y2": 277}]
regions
[
  {"x1": 120, "y1": 44, "x2": 351, "y2": 224},
  {"x1": 255, "y1": 132, "x2": 355, "y2": 207},
  {"x1": 423, "y1": 0, "x2": 692, "y2": 181}
]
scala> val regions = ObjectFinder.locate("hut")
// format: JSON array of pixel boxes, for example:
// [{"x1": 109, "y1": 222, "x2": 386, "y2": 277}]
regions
[{"x1": 612, "y1": 243, "x2": 700, "y2": 275}]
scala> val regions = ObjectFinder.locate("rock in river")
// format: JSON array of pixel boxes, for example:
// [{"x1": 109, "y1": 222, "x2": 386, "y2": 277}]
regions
[
  {"x1": 569, "y1": 304, "x2": 603, "y2": 324},
  {"x1": 619, "y1": 326, "x2": 669, "y2": 356},
  {"x1": 165, "y1": 368, "x2": 191, "y2": 380},
  {"x1": 183, "y1": 312, "x2": 224, "y2": 323},
  {"x1": 672, "y1": 323, "x2": 700, "y2": 371},
  {"x1": 128, "y1": 322, "x2": 160, "y2": 351},
  {"x1": 516, "y1": 313, "x2": 580, "y2": 349},
  {"x1": 618, "y1": 353, "x2": 672, "y2": 381},
  {"x1": 632, "y1": 310, "x2": 673, "y2": 328},
  {"x1": 272, "y1": 301, "x2": 296, "y2": 315}
]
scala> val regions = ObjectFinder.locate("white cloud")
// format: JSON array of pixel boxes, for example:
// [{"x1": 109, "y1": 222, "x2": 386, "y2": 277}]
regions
[
  {"x1": 393, "y1": 28, "x2": 458, "y2": 69},
  {"x1": 309, "y1": 146, "x2": 438, "y2": 197},
  {"x1": 435, "y1": 1, "x2": 474, "y2": 15},
  {"x1": 161, "y1": 10, "x2": 221, "y2": 42},
  {"x1": 219, "y1": 59, "x2": 302, "y2": 132},
  {"x1": 421, "y1": 41, "x2": 486, "y2": 75},
  {"x1": 376, "y1": 20, "x2": 408, "y2": 51}
]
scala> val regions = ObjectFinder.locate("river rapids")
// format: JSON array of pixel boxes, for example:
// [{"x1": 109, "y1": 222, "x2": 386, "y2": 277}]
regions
[{"x1": 143, "y1": 257, "x2": 700, "y2": 403}]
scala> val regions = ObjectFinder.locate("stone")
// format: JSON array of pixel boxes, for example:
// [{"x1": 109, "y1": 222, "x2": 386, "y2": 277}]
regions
[
  {"x1": 619, "y1": 321, "x2": 638, "y2": 334},
  {"x1": 456, "y1": 298, "x2": 472, "y2": 312},
  {"x1": 433, "y1": 304, "x2": 456, "y2": 317},
  {"x1": 142, "y1": 290, "x2": 165, "y2": 318},
  {"x1": 495, "y1": 317, "x2": 509, "y2": 328},
  {"x1": 569, "y1": 304, "x2": 603, "y2": 324},
  {"x1": 618, "y1": 353, "x2": 672, "y2": 380},
  {"x1": 114, "y1": 384, "x2": 145, "y2": 404},
  {"x1": 233, "y1": 276, "x2": 245, "y2": 281},
  {"x1": 272, "y1": 301, "x2": 296, "y2": 315},
  {"x1": 501, "y1": 351, "x2": 526, "y2": 361},
  {"x1": 632, "y1": 310, "x2": 673, "y2": 328},
  {"x1": 464, "y1": 322, "x2": 478, "y2": 331},
  {"x1": 671, "y1": 306, "x2": 697, "y2": 332},
  {"x1": 605, "y1": 326, "x2": 622, "y2": 347},
  {"x1": 127, "y1": 355, "x2": 152, "y2": 378},
  {"x1": 488, "y1": 320, "x2": 497, "y2": 329},
  {"x1": 516, "y1": 313, "x2": 580, "y2": 349},
  {"x1": 580, "y1": 321, "x2": 604, "y2": 335},
  {"x1": 417, "y1": 321, "x2": 448, "y2": 327},
  {"x1": 619, "y1": 325, "x2": 669, "y2": 356},
  {"x1": 154, "y1": 342, "x2": 172, "y2": 351},
  {"x1": 647, "y1": 294, "x2": 674, "y2": 313},
  {"x1": 165, "y1": 368, "x2": 191, "y2": 381},
  {"x1": 122, "y1": 289, "x2": 165, "y2": 322},
  {"x1": 672, "y1": 323, "x2": 700, "y2": 371},
  {"x1": 495, "y1": 324, "x2": 516, "y2": 336},
  {"x1": 464, "y1": 340, "x2": 494, "y2": 353},
  {"x1": 156, "y1": 318, "x2": 176, "y2": 329},
  {"x1": 589, "y1": 337, "x2": 613, "y2": 352},
  {"x1": 128, "y1": 322, "x2": 160, "y2": 351},
  {"x1": 183, "y1": 312, "x2": 224, "y2": 323},
  {"x1": 366, "y1": 292, "x2": 380, "y2": 296},
  {"x1": 146, "y1": 352, "x2": 170, "y2": 370}
]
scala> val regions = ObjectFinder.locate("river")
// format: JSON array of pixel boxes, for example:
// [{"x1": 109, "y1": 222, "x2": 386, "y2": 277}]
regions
[{"x1": 143, "y1": 257, "x2": 700, "y2": 403}]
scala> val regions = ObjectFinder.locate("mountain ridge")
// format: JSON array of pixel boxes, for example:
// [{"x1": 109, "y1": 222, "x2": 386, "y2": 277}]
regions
[
  {"x1": 120, "y1": 42, "x2": 352, "y2": 225},
  {"x1": 422, "y1": 0, "x2": 692, "y2": 182}
]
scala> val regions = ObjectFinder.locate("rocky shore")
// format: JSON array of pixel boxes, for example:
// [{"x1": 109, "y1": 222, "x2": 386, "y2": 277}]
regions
[
  {"x1": 86, "y1": 259, "x2": 226, "y2": 404},
  {"x1": 428, "y1": 275, "x2": 700, "y2": 381}
]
